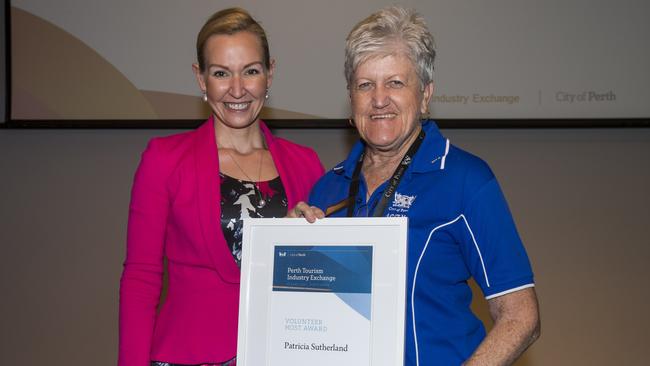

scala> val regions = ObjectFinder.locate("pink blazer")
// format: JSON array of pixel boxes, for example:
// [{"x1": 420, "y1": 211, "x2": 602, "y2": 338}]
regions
[{"x1": 119, "y1": 118, "x2": 324, "y2": 365}]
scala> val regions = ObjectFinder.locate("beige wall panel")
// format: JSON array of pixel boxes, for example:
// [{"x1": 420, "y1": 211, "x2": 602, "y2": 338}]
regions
[{"x1": 1, "y1": 128, "x2": 649, "y2": 365}]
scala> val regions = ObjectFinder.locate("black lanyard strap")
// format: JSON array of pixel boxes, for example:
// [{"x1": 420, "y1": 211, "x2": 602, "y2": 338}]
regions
[{"x1": 347, "y1": 129, "x2": 425, "y2": 217}]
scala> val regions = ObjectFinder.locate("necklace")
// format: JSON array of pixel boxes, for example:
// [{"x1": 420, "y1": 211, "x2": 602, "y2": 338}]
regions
[{"x1": 223, "y1": 148, "x2": 267, "y2": 208}]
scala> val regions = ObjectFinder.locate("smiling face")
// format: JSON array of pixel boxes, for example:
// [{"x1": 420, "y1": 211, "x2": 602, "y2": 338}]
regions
[
  {"x1": 193, "y1": 31, "x2": 273, "y2": 129},
  {"x1": 350, "y1": 53, "x2": 433, "y2": 152}
]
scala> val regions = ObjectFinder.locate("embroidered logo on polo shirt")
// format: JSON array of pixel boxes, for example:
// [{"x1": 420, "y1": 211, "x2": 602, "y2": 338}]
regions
[
  {"x1": 393, "y1": 192, "x2": 416, "y2": 209},
  {"x1": 387, "y1": 192, "x2": 416, "y2": 217}
]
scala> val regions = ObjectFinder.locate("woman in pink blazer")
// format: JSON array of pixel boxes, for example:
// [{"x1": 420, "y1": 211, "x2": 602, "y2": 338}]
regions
[{"x1": 118, "y1": 8, "x2": 324, "y2": 366}]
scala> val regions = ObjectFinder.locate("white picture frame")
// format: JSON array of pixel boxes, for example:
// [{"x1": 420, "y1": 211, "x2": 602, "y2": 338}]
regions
[{"x1": 237, "y1": 217, "x2": 409, "y2": 366}]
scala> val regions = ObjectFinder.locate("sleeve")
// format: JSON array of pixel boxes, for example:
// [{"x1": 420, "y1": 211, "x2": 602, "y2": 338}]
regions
[
  {"x1": 118, "y1": 139, "x2": 170, "y2": 366},
  {"x1": 308, "y1": 174, "x2": 331, "y2": 210},
  {"x1": 292, "y1": 147, "x2": 324, "y2": 205},
  {"x1": 459, "y1": 177, "x2": 535, "y2": 300},
  {"x1": 304, "y1": 147, "x2": 325, "y2": 188},
  {"x1": 284, "y1": 143, "x2": 325, "y2": 204}
]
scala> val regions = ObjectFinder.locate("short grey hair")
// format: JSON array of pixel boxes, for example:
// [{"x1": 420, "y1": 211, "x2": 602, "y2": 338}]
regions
[{"x1": 344, "y1": 6, "x2": 436, "y2": 88}]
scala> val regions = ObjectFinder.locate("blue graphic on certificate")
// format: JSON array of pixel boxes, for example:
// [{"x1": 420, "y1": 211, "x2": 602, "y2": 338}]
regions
[{"x1": 268, "y1": 245, "x2": 373, "y2": 365}]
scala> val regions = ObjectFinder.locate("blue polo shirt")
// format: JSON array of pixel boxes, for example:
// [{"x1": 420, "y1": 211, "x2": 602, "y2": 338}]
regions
[{"x1": 308, "y1": 121, "x2": 534, "y2": 366}]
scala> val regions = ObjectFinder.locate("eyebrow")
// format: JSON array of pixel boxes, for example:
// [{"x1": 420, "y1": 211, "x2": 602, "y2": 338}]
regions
[
  {"x1": 354, "y1": 73, "x2": 406, "y2": 82},
  {"x1": 207, "y1": 61, "x2": 264, "y2": 71}
]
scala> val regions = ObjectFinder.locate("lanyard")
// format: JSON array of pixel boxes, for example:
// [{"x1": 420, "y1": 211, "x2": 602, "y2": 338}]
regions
[{"x1": 347, "y1": 129, "x2": 425, "y2": 217}]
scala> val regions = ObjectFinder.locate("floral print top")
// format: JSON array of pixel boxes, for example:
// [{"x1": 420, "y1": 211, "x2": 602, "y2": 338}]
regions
[{"x1": 219, "y1": 172, "x2": 288, "y2": 267}]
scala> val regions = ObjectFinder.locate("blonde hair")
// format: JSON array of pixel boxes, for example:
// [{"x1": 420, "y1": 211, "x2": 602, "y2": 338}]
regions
[{"x1": 196, "y1": 7, "x2": 270, "y2": 71}]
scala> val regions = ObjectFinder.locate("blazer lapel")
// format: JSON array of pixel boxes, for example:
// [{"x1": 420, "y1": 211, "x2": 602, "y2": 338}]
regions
[
  {"x1": 261, "y1": 122, "x2": 297, "y2": 208},
  {"x1": 194, "y1": 117, "x2": 240, "y2": 283}
]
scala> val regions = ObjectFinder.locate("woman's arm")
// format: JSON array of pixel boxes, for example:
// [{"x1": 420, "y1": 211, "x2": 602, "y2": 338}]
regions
[
  {"x1": 463, "y1": 288, "x2": 541, "y2": 366},
  {"x1": 118, "y1": 139, "x2": 170, "y2": 366}
]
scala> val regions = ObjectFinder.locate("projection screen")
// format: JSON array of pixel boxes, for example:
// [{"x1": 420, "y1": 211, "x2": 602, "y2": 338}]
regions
[{"x1": 7, "y1": 0, "x2": 650, "y2": 127}]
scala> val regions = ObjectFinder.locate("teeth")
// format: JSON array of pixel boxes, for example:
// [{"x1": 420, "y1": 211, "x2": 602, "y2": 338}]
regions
[
  {"x1": 225, "y1": 103, "x2": 250, "y2": 110},
  {"x1": 371, "y1": 113, "x2": 396, "y2": 119}
]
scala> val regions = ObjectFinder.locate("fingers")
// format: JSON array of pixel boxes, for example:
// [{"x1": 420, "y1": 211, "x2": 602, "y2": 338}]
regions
[
  {"x1": 307, "y1": 206, "x2": 325, "y2": 222},
  {"x1": 286, "y1": 201, "x2": 309, "y2": 218},
  {"x1": 287, "y1": 202, "x2": 325, "y2": 223}
]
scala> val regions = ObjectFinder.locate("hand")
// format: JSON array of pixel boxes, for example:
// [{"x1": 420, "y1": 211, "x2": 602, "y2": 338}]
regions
[{"x1": 287, "y1": 201, "x2": 325, "y2": 223}]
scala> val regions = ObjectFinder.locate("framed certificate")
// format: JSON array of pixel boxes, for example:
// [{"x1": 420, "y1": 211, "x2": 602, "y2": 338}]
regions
[{"x1": 237, "y1": 217, "x2": 408, "y2": 366}]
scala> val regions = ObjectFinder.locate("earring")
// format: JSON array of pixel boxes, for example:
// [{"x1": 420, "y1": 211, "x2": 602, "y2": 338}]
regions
[
  {"x1": 202, "y1": 91, "x2": 207, "y2": 102},
  {"x1": 422, "y1": 109, "x2": 430, "y2": 121},
  {"x1": 348, "y1": 118, "x2": 355, "y2": 127},
  {"x1": 265, "y1": 88, "x2": 270, "y2": 100}
]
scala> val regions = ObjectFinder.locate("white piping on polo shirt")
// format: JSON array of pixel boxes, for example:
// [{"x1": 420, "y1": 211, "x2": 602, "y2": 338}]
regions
[
  {"x1": 485, "y1": 283, "x2": 535, "y2": 300},
  {"x1": 411, "y1": 214, "x2": 487, "y2": 366},
  {"x1": 411, "y1": 214, "x2": 535, "y2": 365},
  {"x1": 439, "y1": 138, "x2": 450, "y2": 170}
]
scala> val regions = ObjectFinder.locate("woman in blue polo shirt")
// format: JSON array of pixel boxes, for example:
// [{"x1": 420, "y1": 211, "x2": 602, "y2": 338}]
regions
[{"x1": 290, "y1": 6, "x2": 540, "y2": 366}]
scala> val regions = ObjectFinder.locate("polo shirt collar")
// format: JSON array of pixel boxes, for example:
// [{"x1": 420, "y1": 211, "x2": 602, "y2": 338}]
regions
[
  {"x1": 332, "y1": 139, "x2": 365, "y2": 179},
  {"x1": 332, "y1": 120, "x2": 450, "y2": 178},
  {"x1": 410, "y1": 120, "x2": 450, "y2": 173}
]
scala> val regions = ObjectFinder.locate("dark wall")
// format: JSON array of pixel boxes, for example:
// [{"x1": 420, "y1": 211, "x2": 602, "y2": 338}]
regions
[
  {"x1": 1, "y1": 1, "x2": 7, "y2": 123},
  {"x1": 0, "y1": 127, "x2": 649, "y2": 365}
]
